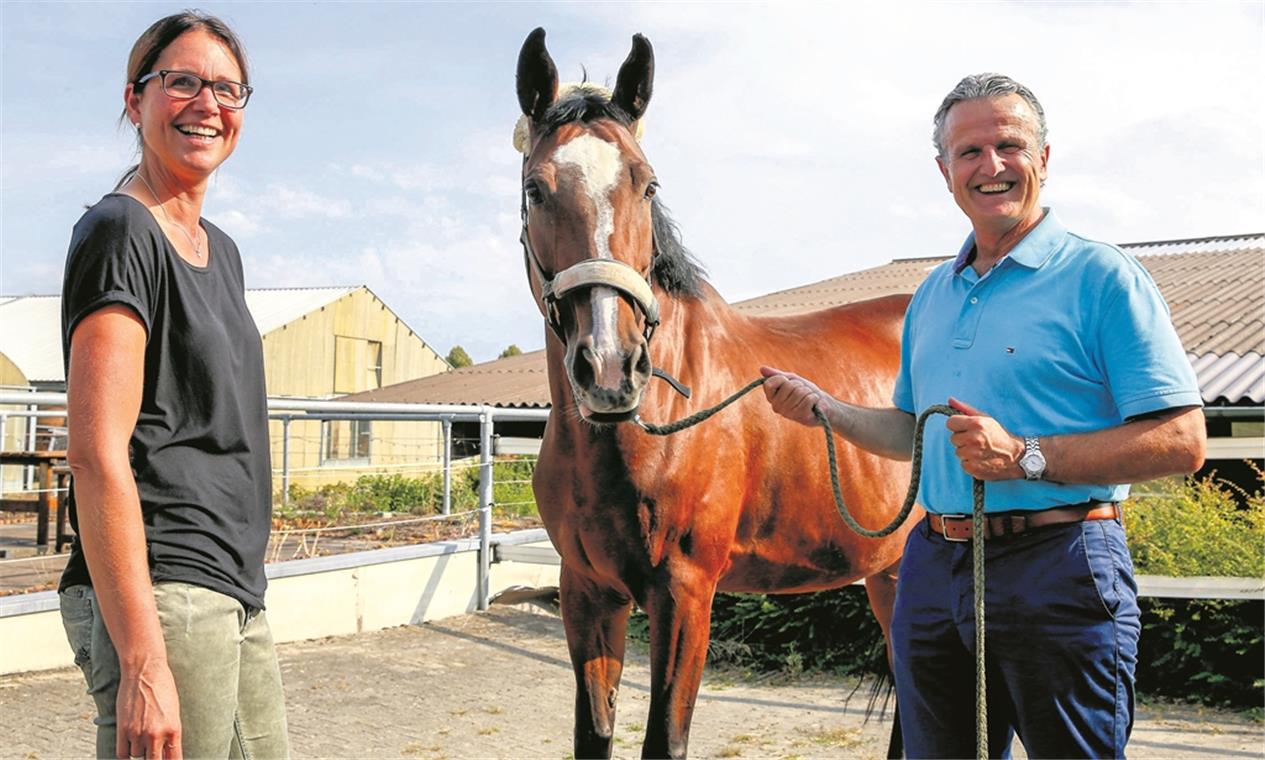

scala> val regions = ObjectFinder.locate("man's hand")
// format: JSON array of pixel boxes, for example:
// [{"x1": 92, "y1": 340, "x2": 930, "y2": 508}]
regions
[
  {"x1": 945, "y1": 397, "x2": 1025, "y2": 481},
  {"x1": 760, "y1": 366, "x2": 830, "y2": 428},
  {"x1": 116, "y1": 656, "x2": 182, "y2": 760}
]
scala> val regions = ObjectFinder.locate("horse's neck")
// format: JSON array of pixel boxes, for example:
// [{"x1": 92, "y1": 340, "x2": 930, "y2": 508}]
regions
[{"x1": 648, "y1": 282, "x2": 754, "y2": 393}]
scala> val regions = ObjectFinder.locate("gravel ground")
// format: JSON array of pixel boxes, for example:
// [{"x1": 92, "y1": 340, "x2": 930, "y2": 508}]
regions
[{"x1": 2, "y1": 605, "x2": 1261, "y2": 759}]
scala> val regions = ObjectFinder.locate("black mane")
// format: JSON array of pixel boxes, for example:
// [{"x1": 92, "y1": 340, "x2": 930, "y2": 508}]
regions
[
  {"x1": 539, "y1": 87, "x2": 707, "y2": 297},
  {"x1": 650, "y1": 198, "x2": 706, "y2": 297}
]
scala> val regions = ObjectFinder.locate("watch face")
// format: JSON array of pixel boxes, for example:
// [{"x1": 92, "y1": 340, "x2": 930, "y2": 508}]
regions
[{"x1": 1021, "y1": 451, "x2": 1044, "y2": 476}]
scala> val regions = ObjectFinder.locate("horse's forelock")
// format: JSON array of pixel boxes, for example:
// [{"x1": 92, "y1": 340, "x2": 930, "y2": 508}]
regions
[
  {"x1": 513, "y1": 84, "x2": 702, "y2": 298},
  {"x1": 513, "y1": 83, "x2": 646, "y2": 155}
]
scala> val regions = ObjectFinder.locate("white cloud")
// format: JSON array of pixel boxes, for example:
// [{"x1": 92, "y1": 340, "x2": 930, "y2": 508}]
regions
[
  {"x1": 267, "y1": 184, "x2": 352, "y2": 220},
  {"x1": 214, "y1": 209, "x2": 265, "y2": 239}
]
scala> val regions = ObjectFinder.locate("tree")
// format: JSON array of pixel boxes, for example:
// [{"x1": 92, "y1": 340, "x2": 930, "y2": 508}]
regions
[
  {"x1": 498, "y1": 344, "x2": 523, "y2": 359},
  {"x1": 446, "y1": 345, "x2": 472, "y2": 368}
]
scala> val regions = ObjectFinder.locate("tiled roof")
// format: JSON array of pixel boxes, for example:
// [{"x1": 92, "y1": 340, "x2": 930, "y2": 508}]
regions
[
  {"x1": 380, "y1": 233, "x2": 1263, "y2": 408},
  {"x1": 343, "y1": 350, "x2": 550, "y2": 408}
]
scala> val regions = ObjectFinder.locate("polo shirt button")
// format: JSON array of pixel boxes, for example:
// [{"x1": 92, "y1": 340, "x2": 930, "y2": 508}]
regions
[{"x1": 970, "y1": 297, "x2": 979, "y2": 304}]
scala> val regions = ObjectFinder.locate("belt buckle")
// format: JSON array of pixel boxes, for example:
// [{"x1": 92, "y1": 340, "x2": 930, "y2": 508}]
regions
[{"x1": 939, "y1": 514, "x2": 972, "y2": 542}]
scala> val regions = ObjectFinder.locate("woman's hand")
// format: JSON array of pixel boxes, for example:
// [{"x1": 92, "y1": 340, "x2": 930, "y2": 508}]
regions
[{"x1": 116, "y1": 656, "x2": 182, "y2": 759}]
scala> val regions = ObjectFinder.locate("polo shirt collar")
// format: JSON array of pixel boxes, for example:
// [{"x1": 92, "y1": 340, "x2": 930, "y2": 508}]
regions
[{"x1": 953, "y1": 208, "x2": 1067, "y2": 274}]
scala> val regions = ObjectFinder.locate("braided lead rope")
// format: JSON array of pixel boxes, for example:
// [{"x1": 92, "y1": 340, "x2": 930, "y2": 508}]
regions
[
  {"x1": 634, "y1": 377, "x2": 769, "y2": 435},
  {"x1": 972, "y1": 475, "x2": 987, "y2": 760},
  {"x1": 636, "y1": 382, "x2": 988, "y2": 759}
]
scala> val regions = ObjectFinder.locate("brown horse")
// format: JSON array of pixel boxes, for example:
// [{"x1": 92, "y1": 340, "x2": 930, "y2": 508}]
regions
[{"x1": 515, "y1": 28, "x2": 920, "y2": 759}]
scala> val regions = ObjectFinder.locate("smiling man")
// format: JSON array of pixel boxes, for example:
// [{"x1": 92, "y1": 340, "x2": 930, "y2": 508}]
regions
[{"x1": 761, "y1": 74, "x2": 1205, "y2": 757}]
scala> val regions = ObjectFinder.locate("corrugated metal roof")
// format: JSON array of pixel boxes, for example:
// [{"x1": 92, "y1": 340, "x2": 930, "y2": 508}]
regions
[
  {"x1": 1190, "y1": 352, "x2": 1265, "y2": 405},
  {"x1": 0, "y1": 286, "x2": 360, "y2": 383},
  {"x1": 0, "y1": 295, "x2": 62, "y2": 384},
  {"x1": 377, "y1": 233, "x2": 1263, "y2": 409},
  {"x1": 245, "y1": 286, "x2": 357, "y2": 334}
]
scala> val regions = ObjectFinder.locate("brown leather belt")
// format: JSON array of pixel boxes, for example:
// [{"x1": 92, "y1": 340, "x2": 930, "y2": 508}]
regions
[{"x1": 927, "y1": 502, "x2": 1120, "y2": 542}]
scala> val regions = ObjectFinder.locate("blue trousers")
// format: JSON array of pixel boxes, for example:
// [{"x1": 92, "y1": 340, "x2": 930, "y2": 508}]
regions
[{"x1": 891, "y1": 517, "x2": 1140, "y2": 759}]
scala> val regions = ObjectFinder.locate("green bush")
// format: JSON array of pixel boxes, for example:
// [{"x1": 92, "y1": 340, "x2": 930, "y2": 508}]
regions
[
  {"x1": 490, "y1": 457, "x2": 539, "y2": 517},
  {"x1": 1125, "y1": 471, "x2": 1264, "y2": 707},
  {"x1": 1125, "y1": 473, "x2": 1264, "y2": 578},
  {"x1": 705, "y1": 587, "x2": 885, "y2": 676},
  {"x1": 280, "y1": 456, "x2": 539, "y2": 521}
]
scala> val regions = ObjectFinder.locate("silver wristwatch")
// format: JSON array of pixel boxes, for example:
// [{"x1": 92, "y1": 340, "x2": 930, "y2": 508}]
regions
[{"x1": 1019, "y1": 436, "x2": 1046, "y2": 481}]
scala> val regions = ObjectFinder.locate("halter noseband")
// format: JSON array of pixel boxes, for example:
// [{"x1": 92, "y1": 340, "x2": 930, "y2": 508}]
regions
[{"x1": 519, "y1": 155, "x2": 661, "y2": 345}]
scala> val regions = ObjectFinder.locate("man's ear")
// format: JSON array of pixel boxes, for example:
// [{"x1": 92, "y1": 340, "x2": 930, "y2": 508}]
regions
[{"x1": 936, "y1": 156, "x2": 951, "y2": 191}]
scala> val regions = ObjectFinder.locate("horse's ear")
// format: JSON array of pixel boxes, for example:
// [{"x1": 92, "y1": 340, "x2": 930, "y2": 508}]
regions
[
  {"x1": 517, "y1": 27, "x2": 559, "y2": 122},
  {"x1": 611, "y1": 33, "x2": 654, "y2": 121}
]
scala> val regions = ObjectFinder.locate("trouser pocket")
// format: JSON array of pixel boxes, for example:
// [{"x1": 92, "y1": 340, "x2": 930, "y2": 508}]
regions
[{"x1": 59, "y1": 585, "x2": 95, "y2": 690}]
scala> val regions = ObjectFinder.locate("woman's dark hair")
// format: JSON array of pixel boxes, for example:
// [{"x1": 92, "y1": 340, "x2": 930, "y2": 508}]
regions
[{"x1": 116, "y1": 10, "x2": 250, "y2": 187}]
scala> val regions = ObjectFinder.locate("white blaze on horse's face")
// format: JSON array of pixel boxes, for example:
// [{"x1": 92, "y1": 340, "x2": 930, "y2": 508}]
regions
[{"x1": 552, "y1": 133, "x2": 626, "y2": 390}]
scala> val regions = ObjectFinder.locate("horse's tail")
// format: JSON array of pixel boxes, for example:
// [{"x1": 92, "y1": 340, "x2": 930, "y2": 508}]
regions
[{"x1": 843, "y1": 638, "x2": 902, "y2": 756}]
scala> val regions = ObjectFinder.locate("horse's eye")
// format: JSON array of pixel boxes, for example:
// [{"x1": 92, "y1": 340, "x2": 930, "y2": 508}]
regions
[
  {"x1": 524, "y1": 180, "x2": 544, "y2": 204},
  {"x1": 644, "y1": 180, "x2": 660, "y2": 200}
]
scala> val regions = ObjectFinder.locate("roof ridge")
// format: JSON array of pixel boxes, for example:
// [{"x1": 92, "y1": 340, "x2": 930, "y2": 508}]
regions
[{"x1": 1121, "y1": 232, "x2": 1265, "y2": 248}]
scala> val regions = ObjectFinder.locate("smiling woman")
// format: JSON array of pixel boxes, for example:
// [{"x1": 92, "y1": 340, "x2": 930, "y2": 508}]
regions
[{"x1": 57, "y1": 11, "x2": 289, "y2": 760}]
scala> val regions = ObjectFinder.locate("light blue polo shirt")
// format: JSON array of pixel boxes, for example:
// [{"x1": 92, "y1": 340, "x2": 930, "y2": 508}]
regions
[{"x1": 892, "y1": 209, "x2": 1202, "y2": 513}]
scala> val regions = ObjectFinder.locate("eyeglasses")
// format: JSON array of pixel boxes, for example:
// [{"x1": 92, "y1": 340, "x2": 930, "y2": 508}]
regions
[{"x1": 135, "y1": 69, "x2": 253, "y2": 109}]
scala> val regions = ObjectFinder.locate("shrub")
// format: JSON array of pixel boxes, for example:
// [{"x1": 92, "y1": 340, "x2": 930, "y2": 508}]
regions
[
  {"x1": 1125, "y1": 470, "x2": 1264, "y2": 707},
  {"x1": 280, "y1": 458, "x2": 539, "y2": 521},
  {"x1": 705, "y1": 587, "x2": 885, "y2": 676},
  {"x1": 346, "y1": 474, "x2": 444, "y2": 514}
]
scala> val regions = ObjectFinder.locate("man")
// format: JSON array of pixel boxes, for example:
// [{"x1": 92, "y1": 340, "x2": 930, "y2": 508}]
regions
[{"x1": 761, "y1": 74, "x2": 1205, "y2": 758}]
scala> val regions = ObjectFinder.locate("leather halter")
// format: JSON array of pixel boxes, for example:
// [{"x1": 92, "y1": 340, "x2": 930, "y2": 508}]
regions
[{"x1": 519, "y1": 155, "x2": 661, "y2": 345}]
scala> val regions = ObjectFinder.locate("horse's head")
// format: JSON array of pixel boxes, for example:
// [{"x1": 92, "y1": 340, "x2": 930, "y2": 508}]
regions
[{"x1": 515, "y1": 28, "x2": 660, "y2": 424}]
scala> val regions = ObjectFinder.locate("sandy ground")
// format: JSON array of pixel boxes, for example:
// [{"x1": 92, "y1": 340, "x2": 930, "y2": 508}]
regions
[{"x1": 2, "y1": 604, "x2": 1261, "y2": 760}]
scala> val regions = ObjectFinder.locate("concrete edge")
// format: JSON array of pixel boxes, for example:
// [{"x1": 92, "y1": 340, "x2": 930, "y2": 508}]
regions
[{"x1": 0, "y1": 528, "x2": 554, "y2": 619}]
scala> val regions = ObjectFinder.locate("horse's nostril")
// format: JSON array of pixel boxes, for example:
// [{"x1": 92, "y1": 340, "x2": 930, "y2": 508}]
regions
[
  {"x1": 571, "y1": 345, "x2": 596, "y2": 389},
  {"x1": 630, "y1": 342, "x2": 651, "y2": 379}
]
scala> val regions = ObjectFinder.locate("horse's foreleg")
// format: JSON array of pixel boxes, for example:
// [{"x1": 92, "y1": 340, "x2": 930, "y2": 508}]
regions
[
  {"x1": 641, "y1": 568, "x2": 717, "y2": 759},
  {"x1": 560, "y1": 565, "x2": 633, "y2": 760}
]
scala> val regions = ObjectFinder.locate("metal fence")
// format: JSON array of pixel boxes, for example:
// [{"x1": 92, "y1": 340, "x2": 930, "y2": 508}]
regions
[{"x1": 0, "y1": 390, "x2": 550, "y2": 610}]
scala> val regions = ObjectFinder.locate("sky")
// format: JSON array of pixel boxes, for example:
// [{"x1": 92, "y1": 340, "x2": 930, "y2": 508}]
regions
[{"x1": 2, "y1": 2, "x2": 1262, "y2": 363}]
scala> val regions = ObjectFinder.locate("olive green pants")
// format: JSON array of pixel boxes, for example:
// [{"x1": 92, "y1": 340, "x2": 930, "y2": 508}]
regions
[{"x1": 60, "y1": 582, "x2": 290, "y2": 759}]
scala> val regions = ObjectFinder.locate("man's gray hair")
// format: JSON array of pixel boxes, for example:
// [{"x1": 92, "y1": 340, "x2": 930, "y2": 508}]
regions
[{"x1": 932, "y1": 73, "x2": 1048, "y2": 158}]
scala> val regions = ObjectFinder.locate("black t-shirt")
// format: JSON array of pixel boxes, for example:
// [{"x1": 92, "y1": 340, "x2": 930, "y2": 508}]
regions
[{"x1": 58, "y1": 193, "x2": 273, "y2": 610}]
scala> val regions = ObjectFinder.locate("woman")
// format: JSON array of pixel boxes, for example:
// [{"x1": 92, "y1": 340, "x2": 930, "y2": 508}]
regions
[{"x1": 58, "y1": 12, "x2": 288, "y2": 760}]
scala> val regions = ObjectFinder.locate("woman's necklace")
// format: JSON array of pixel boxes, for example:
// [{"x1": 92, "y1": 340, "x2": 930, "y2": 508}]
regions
[{"x1": 135, "y1": 172, "x2": 204, "y2": 261}]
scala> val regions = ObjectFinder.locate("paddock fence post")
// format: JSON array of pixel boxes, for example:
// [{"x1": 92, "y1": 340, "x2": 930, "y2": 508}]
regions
[
  {"x1": 442, "y1": 416, "x2": 452, "y2": 515},
  {"x1": 281, "y1": 416, "x2": 292, "y2": 508},
  {"x1": 477, "y1": 407, "x2": 494, "y2": 611}
]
